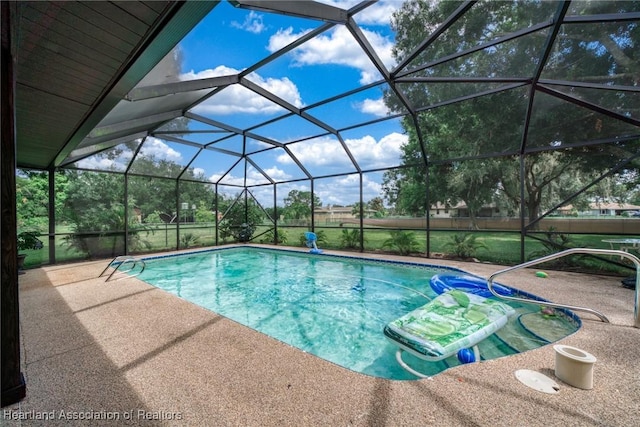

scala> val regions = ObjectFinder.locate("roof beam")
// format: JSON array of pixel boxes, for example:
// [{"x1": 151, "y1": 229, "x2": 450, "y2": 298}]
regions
[
  {"x1": 125, "y1": 74, "x2": 239, "y2": 101},
  {"x1": 60, "y1": 132, "x2": 147, "y2": 167},
  {"x1": 85, "y1": 109, "x2": 183, "y2": 142},
  {"x1": 230, "y1": 0, "x2": 348, "y2": 24}
]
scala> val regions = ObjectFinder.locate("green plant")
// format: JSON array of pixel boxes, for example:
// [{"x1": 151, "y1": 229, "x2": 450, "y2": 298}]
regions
[
  {"x1": 61, "y1": 199, "x2": 153, "y2": 257},
  {"x1": 444, "y1": 233, "x2": 488, "y2": 259},
  {"x1": 381, "y1": 230, "x2": 420, "y2": 256},
  {"x1": 527, "y1": 227, "x2": 578, "y2": 267},
  {"x1": 315, "y1": 230, "x2": 328, "y2": 246},
  {"x1": 219, "y1": 221, "x2": 256, "y2": 243},
  {"x1": 528, "y1": 227, "x2": 573, "y2": 260},
  {"x1": 180, "y1": 232, "x2": 199, "y2": 249},
  {"x1": 17, "y1": 231, "x2": 44, "y2": 252},
  {"x1": 340, "y1": 228, "x2": 365, "y2": 249},
  {"x1": 144, "y1": 210, "x2": 163, "y2": 224},
  {"x1": 260, "y1": 229, "x2": 288, "y2": 245}
]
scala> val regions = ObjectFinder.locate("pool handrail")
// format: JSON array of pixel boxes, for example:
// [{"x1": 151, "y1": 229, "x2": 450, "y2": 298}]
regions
[
  {"x1": 100, "y1": 255, "x2": 146, "y2": 282},
  {"x1": 487, "y1": 248, "x2": 640, "y2": 328}
]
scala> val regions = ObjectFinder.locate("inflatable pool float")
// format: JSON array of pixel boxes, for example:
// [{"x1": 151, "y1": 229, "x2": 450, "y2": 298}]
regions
[
  {"x1": 384, "y1": 289, "x2": 516, "y2": 377},
  {"x1": 430, "y1": 274, "x2": 514, "y2": 298}
]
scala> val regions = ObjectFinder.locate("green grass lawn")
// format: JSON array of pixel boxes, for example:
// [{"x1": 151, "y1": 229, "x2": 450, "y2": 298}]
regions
[{"x1": 21, "y1": 224, "x2": 635, "y2": 277}]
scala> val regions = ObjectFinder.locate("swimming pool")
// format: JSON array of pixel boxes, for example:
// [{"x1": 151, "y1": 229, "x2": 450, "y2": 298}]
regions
[{"x1": 132, "y1": 247, "x2": 579, "y2": 380}]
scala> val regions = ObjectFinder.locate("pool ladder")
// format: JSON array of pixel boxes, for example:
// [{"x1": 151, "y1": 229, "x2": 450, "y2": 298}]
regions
[
  {"x1": 487, "y1": 248, "x2": 640, "y2": 329},
  {"x1": 100, "y1": 255, "x2": 146, "y2": 282}
]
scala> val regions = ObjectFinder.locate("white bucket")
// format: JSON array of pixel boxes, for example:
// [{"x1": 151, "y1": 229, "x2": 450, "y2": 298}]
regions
[{"x1": 553, "y1": 345, "x2": 597, "y2": 390}]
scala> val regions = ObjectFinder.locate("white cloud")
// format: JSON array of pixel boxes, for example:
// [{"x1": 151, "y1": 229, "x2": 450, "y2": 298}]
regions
[
  {"x1": 210, "y1": 164, "x2": 291, "y2": 187},
  {"x1": 267, "y1": 25, "x2": 395, "y2": 84},
  {"x1": 215, "y1": 173, "x2": 243, "y2": 186},
  {"x1": 357, "y1": 97, "x2": 389, "y2": 117},
  {"x1": 210, "y1": 168, "x2": 383, "y2": 207},
  {"x1": 207, "y1": 172, "x2": 224, "y2": 183},
  {"x1": 314, "y1": 174, "x2": 382, "y2": 206},
  {"x1": 76, "y1": 156, "x2": 124, "y2": 171},
  {"x1": 313, "y1": 0, "x2": 400, "y2": 26},
  {"x1": 352, "y1": 0, "x2": 401, "y2": 26},
  {"x1": 245, "y1": 166, "x2": 272, "y2": 185},
  {"x1": 182, "y1": 66, "x2": 304, "y2": 116},
  {"x1": 276, "y1": 132, "x2": 405, "y2": 171},
  {"x1": 262, "y1": 166, "x2": 292, "y2": 182},
  {"x1": 140, "y1": 137, "x2": 182, "y2": 162},
  {"x1": 267, "y1": 26, "x2": 313, "y2": 52},
  {"x1": 277, "y1": 136, "x2": 353, "y2": 168},
  {"x1": 344, "y1": 132, "x2": 406, "y2": 169},
  {"x1": 231, "y1": 11, "x2": 266, "y2": 34}
]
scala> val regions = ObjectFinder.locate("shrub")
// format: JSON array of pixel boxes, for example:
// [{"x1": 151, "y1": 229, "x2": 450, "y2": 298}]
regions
[
  {"x1": 382, "y1": 230, "x2": 420, "y2": 256},
  {"x1": 444, "y1": 233, "x2": 488, "y2": 259},
  {"x1": 261, "y1": 229, "x2": 288, "y2": 245},
  {"x1": 180, "y1": 233, "x2": 199, "y2": 249},
  {"x1": 340, "y1": 228, "x2": 364, "y2": 249},
  {"x1": 528, "y1": 227, "x2": 573, "y2": 259},
  {"x1": 17, "y1": 231, "x2": 44, "y2": 251}
]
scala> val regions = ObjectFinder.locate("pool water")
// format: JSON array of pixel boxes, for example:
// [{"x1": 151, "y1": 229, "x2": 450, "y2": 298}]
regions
[{"x1": 134, "y1": 247, "x2": 579, "y2": 380}]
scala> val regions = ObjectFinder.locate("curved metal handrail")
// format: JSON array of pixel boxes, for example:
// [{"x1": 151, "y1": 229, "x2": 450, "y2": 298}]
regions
[
  {"x1": 100, "y1": 256, "x2": 146, "y2": 282},
  {"x1": 99, "y1": 255, "x2": 132, "y2": 277},
  {"x1": 487, "y1": 248, "x2": 640, "y2": 328}
]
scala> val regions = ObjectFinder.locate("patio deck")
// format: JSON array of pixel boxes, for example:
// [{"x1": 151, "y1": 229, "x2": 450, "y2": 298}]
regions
[{"x1": 4, "y1": 246, "x2": 639, "y2": 426}]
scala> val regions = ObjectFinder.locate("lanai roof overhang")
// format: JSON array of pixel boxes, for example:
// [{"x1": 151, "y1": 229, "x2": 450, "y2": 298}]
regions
[{"x1": 11, "y1": 0, "x2": 217, "y2": 170}]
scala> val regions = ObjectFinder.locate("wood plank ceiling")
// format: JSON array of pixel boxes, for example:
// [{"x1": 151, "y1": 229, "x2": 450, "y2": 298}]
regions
[{"x1": 11, "y1": 1, "x2": 217, "y2": 169}]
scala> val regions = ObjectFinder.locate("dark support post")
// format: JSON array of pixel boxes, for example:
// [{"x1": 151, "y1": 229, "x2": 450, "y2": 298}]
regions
[
  {"x1": 124, "y1": 173, "x2": 129, "y2": 254},
  {"x1": 1, "y1": 1, "x2": 27, "y2": 407},
  {"x1": 273, "y1": 184, "x2": 278, "y2": 245},
  {"x1": 310, "y1": 179, "x2": 315, "y2": 232},
  {"x1": 214, "y1": 184, "x2": 219, "y2": 246},
  {"x1": 176, "y1": 180, "x2": 181, "y2": 249},
  {"x1": 425, "y1": 164, "x2": 430, "y2": 256},
  {"x1": 359, "y1": 174, "x2": 364, "y2": 252},
  {"x1": 48, "y1": 168, "x2": 56, "y2": 264},
  {"x1": 519, "y1": 154, "x2": 526, "y2": 263}
]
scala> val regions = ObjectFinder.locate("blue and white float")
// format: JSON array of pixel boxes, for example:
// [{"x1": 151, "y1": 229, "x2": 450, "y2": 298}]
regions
[{"x1": 429, "y1": 274, "x2": 514, "y2": 298}]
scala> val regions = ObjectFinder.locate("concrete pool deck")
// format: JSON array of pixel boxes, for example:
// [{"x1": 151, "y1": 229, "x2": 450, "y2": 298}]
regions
[{"x1": 4, "y1": 245, "x2": 639, "y2": 426}]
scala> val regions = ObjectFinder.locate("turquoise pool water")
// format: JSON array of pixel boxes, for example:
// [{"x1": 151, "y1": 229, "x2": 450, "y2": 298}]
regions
[{"x1": 133, "y1": 247, "x2": 579, "y2": 380}]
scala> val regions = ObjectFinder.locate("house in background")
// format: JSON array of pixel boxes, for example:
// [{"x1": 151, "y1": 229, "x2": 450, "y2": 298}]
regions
[
  {"x1": 586, "y1": 202, "x2": 640, "y2": 216},
  {"x1": 429, "y1": 202, "x2": 502, "y2": 218},
  {"x1": 314, "y1": 205, "x2": 378, "y2": 223},
  {"x1": 558, "y1": 202, "x2": 640, "y2": 217}
]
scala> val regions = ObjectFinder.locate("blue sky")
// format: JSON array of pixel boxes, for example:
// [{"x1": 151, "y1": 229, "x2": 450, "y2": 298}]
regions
[{"x1": 82, "y1": 1, "x2": 409, "y2": 207}]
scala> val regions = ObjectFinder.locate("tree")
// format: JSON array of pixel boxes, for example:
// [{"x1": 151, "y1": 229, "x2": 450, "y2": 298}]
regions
[
  {"x1": 351, "y1": 202, "x2": 363, "y2": 218},
  {"x1": 218, "y1": 191, "x2": 264, "y2": 242},
  {"x1": 127, "y1": 157, "x2": 215, "y2": 221},
  {"x1": 282, "y1": 190, "x2": 321, "y2": 220},
  {"x1": 194, "y1": 200, "x2": 216, "y2": 223},
  {"x1": 16, "y1": 169, "x2": 68, "y2": 231},
  {"x1": 60, "y1": 170, "x2": 147, "y2": 256},
  {"x1": 367, "y1": 197, "x2": 386, "y2": 217},
  {"x1": 383, "y1": 0, "x2": 640, "y2": 226},
  {"x1": 59, "y1": 152, "x2": 216, "y2": 255},
  {"x1": 351, "y1": 198, "x2": 387, "y2": 219}
]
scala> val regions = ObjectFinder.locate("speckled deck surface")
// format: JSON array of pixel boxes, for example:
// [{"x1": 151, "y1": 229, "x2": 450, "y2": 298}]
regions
[{"x1": 5, "y1": 245, "x2": 639, "y2": 426}]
